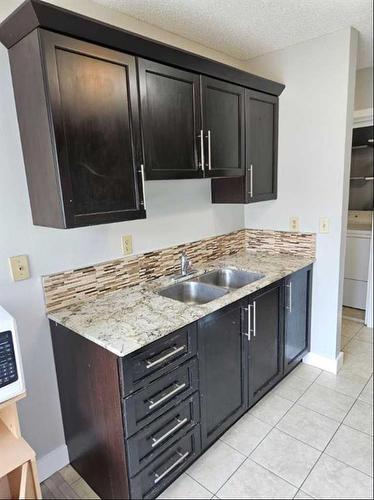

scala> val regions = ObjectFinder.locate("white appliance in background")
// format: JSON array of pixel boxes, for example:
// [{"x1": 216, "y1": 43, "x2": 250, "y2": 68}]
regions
[
  {"x1": 343, "y1": 211, "x2": 373, "y2": 310},
  {"x1": 0, "y1": 306, "x2": 25, "y2": 404}
]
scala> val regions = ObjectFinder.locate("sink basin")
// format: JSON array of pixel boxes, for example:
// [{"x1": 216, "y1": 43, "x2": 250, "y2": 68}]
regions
[
  {"x1": 196, "y1": 268, "x2": 264, "y2": 289},
  {"x1": 159, "y1": 281, "x2": 228, "y2": 305}
]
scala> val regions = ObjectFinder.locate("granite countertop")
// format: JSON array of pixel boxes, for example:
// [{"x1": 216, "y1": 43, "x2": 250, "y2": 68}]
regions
[{"x1": 48, "y1": 250, "x2": 314, "y2": 357}]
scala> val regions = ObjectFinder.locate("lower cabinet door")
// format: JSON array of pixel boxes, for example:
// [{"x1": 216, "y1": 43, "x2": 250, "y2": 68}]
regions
[
  {"x1": 284, "y1": 266, "x2": 313, "y2": 375},
  {"x1": 129, "y1": 426, "x2": 201, "y2": 499},
  {"x1": 248, "y1": 282, "x2": 284, "y2": 405},
  {"x1": 198, "y1": 301, "x2": 248, "y2": 448}
]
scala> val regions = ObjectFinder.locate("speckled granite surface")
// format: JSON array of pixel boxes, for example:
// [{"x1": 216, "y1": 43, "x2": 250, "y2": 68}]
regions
[{"x1": 48, "y1": 250, "x2": 314, "y2": 357}]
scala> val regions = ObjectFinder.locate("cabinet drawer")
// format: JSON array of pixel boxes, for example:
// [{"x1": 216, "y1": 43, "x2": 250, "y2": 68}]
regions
[
  {"x1": 129, "y1": 426, "x2": 201, "y2": 499},
  {"x1": 123, "y1": 359, "x2": 199, "y2": 437},
  {"x1": 121, "y1": 323, "x2": 197, "y2": 396},
  {"x1": 126, "y1": 392, "x2": 200, "y2": 477}
]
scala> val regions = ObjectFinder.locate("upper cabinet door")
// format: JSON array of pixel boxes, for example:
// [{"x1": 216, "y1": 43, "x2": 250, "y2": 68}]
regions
[
  {"x1": 138, "y1": 59, "x2": 202, "y2": 180},
  {"x1": 201, "y1": 77, "x2": 245, "y2": 178},
  {"x1": 246, "y1": 89, "x2": 278, "y2": 202},
  {"x1": 40, "y1": 30, "x2": 145, "y2": 227}
]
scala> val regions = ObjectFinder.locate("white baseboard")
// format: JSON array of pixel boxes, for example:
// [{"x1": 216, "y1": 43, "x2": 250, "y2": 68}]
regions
[
  {"x1": 37, "y1": 444, "x2": 69, "y2": 482},
  {"x1": 302, "y1": 351, "x2": 344, "y2": 374}
]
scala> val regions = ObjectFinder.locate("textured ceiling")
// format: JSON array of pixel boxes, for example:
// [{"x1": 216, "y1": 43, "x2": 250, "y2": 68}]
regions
[{"x1": 93, "y1": 0, "x2": 373, "y2": 69}]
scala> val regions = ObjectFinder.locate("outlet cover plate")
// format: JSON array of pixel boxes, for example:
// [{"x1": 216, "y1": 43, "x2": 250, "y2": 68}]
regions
[
  {"x1": 9, "y1": 255, "x2": 30, "y2": 281},
  {"x1": 289, "y1": 217, "x2": 300, "y2": 232},
  {"x1": 122, "y1": 235, "x2": 133, "y2": 255}
]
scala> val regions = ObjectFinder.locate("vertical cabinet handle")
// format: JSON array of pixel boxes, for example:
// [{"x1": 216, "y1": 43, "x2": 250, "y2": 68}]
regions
[
  {"x1": 198, "y1": 130, "x2": 205, "y2": 172},
  {"x1": 139, "y1": 164, "x2": 147, "y2": 210},
  {"x1": 286, "y1": 282, "x2": 292, "y2": 312},
  {"x1": 206, "y1": 130, "x2": 212, "y2": 170},
  {"x1": 242, "y1": 307, "x2": 250, "y2": 341},
  {"x1": 248, "y1": 164, "x2": 254, "y2": 198},
  {"x1": 253, "y1": 300, "x2": 257, "y2": 337}
]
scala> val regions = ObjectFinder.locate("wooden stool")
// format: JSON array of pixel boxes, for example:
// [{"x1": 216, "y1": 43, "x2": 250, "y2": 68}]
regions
[{"x1": 0, "y1": 394, "x2": 41, "y2": 499}]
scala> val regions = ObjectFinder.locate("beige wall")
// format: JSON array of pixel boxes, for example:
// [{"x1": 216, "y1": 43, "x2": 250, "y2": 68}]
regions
[{"x1": 355, "y1": 66, "x2": 373, "y2": 110}]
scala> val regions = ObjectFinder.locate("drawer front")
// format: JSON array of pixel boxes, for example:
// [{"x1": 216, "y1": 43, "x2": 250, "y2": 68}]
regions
[
  {"x1": 124, "y1": 359, "x2": 199, "y2": 437},
  {"x1": 121, "y1": 323, "x2": 197, "y2": 396},
  {"x1": 126, "y1": 392, "x2": 200, "y2": 477},
  {"x1": 130, "y1": 426, "x2": 201, "y2": 499}
]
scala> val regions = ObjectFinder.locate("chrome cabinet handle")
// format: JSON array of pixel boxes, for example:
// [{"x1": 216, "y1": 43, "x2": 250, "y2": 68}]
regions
[
  {"x1": 139, "y1": 164, "x2": 147, "y2": 210},
  {"x1": 154, "y1": 451, "x2": 189, "y2": 484},
  {"x1": 286, "y1": 282, "x2": 292, "y2": 312},
  {"x1": 248, "y1": 164, "x2": 254, "y2": 198},
  {"x1": 148, "y1": 383, "x2": 186, "y2": 410},
  {"x1": 206, "y1": 130, "x2": 212, "y2": 170},
  {"x1": 198, "y1": 130, "x2": 205, "y2": 171},
  {"x1": 253, "y1": 300, "x2": 257, "y2": 337},
  {"x1": 146, "y1": 345, "x2": 185, "y2": 369},
  {"x1": 151, "y1": 417, "x2": 188, "y2": 448},
  {"x1": 242, "y1": 307, "x2": 250, "y2": 341}
]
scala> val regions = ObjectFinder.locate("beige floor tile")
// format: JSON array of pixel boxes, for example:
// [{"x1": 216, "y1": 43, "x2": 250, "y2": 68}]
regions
[
  {"x1": 276, "y1": 404, "x2": 340, "y2": 451},
  {"x1": 325, "y1": 425, "x2": 373, "y2": 477},
  {"x1": 315, "y1": 370, "x2": 368, "y2": 398},
  {"x1": 342, "y1": 318, "x2": 363, "y2": 338},
  {"x1": 355, "y1": 326, "x2": 374, "y2": 344},
  {"x1": 250, "y1": 428, "x2": 320, "y2": 488},
  {"x1": 359, "y1": 376, "x2": 373, "y2": 405},
  {"x1": 344, "y1": 338, "x2": 374, "y2": 356},
  {"x1": 216, "y1": 458, "x2": 297, "y2": 499},
  {"x1": 341, "y1": 333, "x2": 352, "y2": 349},
  {"x1": 273, "y1": 373, "x2": 312, "y2": 402},
  {"x1": 293, "y1": 491, "x2": 314, "y2": 499},
  {"x1": 220, "y1": 413, "x2": 272, "y2": 456},
  {"x1": 157, "y1": 473, "x2": 213, "y2": 499},
  {"x1": 44, "y1": 474, "x2": 80, "y2": 499},
  {"x1": 302, "y1": 454, "x2": 373, "y2": 499},
  {"x1": 291, "y1": 364, "x2": 321, "y2": 383},
  {"x1": 343, "y1": 307, "x2": 365, "y2": 321},
  {"x1": 344, "y1": 399, "x2": 373, "y2": 436},
  {"x1": 339, "y1": 352, "x2": 373, "y2": 379},
  {"x1": 186, "y1": 440, "x2": 245, "y2": 493},
  {"x1": 298, "y1": 383, "x2": 355, "y2": 422},
  {"x1": 249, "y1": 393, "x2": 293, "y2": 426}
]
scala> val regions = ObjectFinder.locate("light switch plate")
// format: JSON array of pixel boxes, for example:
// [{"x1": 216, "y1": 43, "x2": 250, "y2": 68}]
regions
[
  {"x1": 319, "y1": 217, "x2": 330, "y2": 233},
  {"x1": 122, "y1": 235, "x2": 133, "y2": 255},
  {"x1": 9, "y1": 255, "x2": 30, "y2": 281},
  {"x1": 289, "y1": 217, "x2": 300, "y2": 232}
]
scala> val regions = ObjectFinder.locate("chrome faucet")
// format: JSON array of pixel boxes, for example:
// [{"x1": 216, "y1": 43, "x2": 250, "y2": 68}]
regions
[{"x1": 180, "y1": 251, "x2": 192, "y2": 276}]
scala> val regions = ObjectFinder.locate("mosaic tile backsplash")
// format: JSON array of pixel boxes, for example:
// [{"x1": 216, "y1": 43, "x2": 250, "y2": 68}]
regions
[{"x1": 43, "y1": 229, "x2": 315, "y2": 313}]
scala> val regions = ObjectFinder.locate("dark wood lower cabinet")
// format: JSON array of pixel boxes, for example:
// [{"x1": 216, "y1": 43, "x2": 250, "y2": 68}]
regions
[
  {"x1": 247, "y1": 282, "x2": 284, "y2": 405},
  {"x1": 198, "y1": 300, "x2": 248, "y2": 447},
  {"x1": 284, "y1": 265, "x2": 313, "y2": 375},
  {"x1": 50, "y1": 267, "x2": 312, "y2": 499}
]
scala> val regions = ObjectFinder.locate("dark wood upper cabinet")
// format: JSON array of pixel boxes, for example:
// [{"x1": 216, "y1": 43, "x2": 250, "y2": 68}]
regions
[
  {"x1": 138, "y1": 59, "x2": 202, "y2": 180},
  {"x1": 198, "y1": 300, "x2": 248, "y2": 448},
  {"x1": 211, "y1": 90, "x2": 278, "y2": 203},
  {"x1": 247, "y1": 282, "x2": 284, "y2": 405},
  {"x1": 9, "y1": 29, "x2": 146, "y2": 228},
  {"x1": 201, "y1": 77, "x2": 245, "y2": 178},
  {"x1": 284, "y1": 265, "x2": 313, "y2": 375}
]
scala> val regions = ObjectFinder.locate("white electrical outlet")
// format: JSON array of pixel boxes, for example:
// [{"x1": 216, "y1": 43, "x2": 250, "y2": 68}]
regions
[
  {"x1": 319, "y1": 217, "x2": 330, "y2": 233},
  {"x1": 289, "y1": 217, "x2": 300, "y2": 232},
  {"x1": 9, "y1": 255, "x2": 30, "y2": 281},
  {"x1": 122, "y1": 235, "x2": 133, "y2": 255}
]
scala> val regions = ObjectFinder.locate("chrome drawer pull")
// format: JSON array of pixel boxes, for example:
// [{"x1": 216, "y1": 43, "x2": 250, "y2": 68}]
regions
[
  {"x1": 151, "y1": 417, "x2": 188, "y2": 448},
  {"x1": 154, "y1": 451, "x2": 189, "y2": 484},
  {"x1": 148, "y1": 383, "x2": 186, "y2": 410},
  {"x1": 146, "y1": 346, "x2": 186, "y2": 369},
  {"x1": 286, "y1": 282, "x2": 292, "y2": 312}
]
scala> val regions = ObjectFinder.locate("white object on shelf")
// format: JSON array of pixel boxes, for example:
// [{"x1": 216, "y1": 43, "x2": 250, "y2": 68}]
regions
[{"x1": 0, "y1": 306, "x2": 25, "y2": 404}]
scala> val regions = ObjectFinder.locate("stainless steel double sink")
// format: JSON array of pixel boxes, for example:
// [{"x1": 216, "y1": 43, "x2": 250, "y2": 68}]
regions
[{"x1": 159, "y1": 268, "x2": 264, "y2": 305}]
